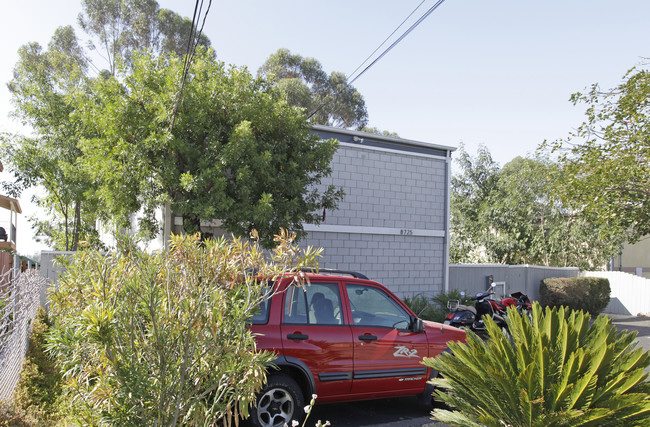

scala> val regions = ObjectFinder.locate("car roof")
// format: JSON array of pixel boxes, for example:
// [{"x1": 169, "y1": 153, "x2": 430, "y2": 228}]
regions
[{"x1": 299, "y1": 268, "x2": 369, "y2": 280}]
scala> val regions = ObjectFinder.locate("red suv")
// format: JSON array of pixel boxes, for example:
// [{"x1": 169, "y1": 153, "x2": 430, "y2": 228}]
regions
[{"x1": 248, "y1": 270, "x2": 466, "y2": 427}]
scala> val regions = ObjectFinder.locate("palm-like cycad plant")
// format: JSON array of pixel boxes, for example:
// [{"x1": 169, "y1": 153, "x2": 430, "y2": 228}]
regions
[{"x1": 425, "y1": 303, "x2": 650, "y2": 426}]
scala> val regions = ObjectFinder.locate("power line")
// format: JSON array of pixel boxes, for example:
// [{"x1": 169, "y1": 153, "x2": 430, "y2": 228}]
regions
[
  {"x1": 348, "y1": 0, "x2": 447, "y2": 85},
  {"x1": 307, "y1": 0, "x2": 448, "y2": 122},
  {"x1": 347, "y1": 0, "x2": 428, "y2": 81},
  {"x1": 170, "y1": 0, "x2": 212, "y2": 130}
]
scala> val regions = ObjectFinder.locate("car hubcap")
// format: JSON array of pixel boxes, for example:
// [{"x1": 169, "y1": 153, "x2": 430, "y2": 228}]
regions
[{"x1": 257, "y1": 387, "x2": 295, "y2": 427}]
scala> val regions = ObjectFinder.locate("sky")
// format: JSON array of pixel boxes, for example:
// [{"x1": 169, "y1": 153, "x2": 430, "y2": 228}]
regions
[{"x1": 1, "y1": 0, "x2": 649, "y2": 256}]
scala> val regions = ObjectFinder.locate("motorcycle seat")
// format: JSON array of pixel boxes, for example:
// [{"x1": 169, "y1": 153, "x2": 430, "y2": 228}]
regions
[{"x1": 455, "y1": 304, "x2": 477, "y2": 315}]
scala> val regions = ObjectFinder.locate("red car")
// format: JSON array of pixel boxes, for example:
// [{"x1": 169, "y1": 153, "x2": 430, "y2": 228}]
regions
[{"x1": 247, "y1": 269, "x2": 466, "y2": 427}]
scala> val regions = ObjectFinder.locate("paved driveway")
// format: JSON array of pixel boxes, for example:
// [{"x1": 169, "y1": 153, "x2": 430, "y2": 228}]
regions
[{"x1": 608, "y1": 313, "x2": 650, "y2": 376}]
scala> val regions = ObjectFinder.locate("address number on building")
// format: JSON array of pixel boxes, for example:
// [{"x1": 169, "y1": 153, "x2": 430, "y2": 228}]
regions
[{"x1": 400, "y1": 229, "x2": 413, "y2": 235}]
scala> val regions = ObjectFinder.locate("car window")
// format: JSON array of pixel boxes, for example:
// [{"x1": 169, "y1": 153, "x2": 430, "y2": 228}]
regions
[
  {"x1": 251, "y1": 282, "x2": 274, "y2": 325},
  {"x1": 346, "y1": 284, "x2": 411, "y2": 330},
  {"x1": 284, "y1": 282, "x2": 343, "y2": 325}
]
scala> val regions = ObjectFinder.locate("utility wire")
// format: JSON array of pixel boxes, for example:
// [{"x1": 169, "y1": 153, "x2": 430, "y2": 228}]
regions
[
  {"x1": 170, "y1": 0, "x2": 212, "y2": 130},
  {"x1": 348, "y1": 0, "x2": 447, "y2": 85},
  {"x1": 307, "y1": 0, "x2": 447, "y2": 121},
  {"x1": 347, "y1": 0, "x2": 428, "y2": 82}
]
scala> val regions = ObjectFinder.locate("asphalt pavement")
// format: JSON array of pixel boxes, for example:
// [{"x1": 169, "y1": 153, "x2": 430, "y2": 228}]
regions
[{"x1": 607, "y1": 313, "x2": 650, "y2": 376}]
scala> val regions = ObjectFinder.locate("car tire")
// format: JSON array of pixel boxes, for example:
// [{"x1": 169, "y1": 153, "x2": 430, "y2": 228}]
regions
[{"x1": 249, "y1": 373, "x2": 305, "y2": 427}]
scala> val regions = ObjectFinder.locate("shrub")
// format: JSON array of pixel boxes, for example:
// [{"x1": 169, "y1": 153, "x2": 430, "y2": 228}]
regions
[
  {"x1": 46, "y1": 231, "x2": 320, "y2": 426},
  {"x1": 12, "y1": 307, "x2": 62, "y2": 423},
  {"x1": 404, "y1": 290, "x2": 474, "y2": 323},
  {"x1": 540, "y1": 277, "x2": 610, "y2": 315},
  {"x1": 424, "y1": 303, "x2": 650, "y2": 426},
  {"x1": 0, "y1": 401, "x2": 36, "y2": 426}
]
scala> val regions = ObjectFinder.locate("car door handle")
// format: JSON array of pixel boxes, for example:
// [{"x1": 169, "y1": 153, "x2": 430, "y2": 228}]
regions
[
  {"x1": 287, "y1": 333, "x2": 309, "y2": 341},
  {"x1": 358, "y1": 334, "x2": 377, "y2": 342}
]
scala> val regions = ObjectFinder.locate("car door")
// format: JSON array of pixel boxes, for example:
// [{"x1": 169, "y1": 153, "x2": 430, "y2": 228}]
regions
[
  {"x1": 345, "y1": 282, "x2": 429, "y2": 395},
  {"x1": 280, "y1": 280, "x2": 354, "y2": 397}
]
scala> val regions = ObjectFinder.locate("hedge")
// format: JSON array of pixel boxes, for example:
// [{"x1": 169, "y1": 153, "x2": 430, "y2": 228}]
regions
[{"x1": 539, "y1": 277, "x2": 610, "y2": 315}]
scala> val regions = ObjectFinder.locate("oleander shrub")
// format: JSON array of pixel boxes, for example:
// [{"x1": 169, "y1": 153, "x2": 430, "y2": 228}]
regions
[
  {"x1": 46, "y1": 231, "x2": 320, "y2": 426},
  {"x1": 540, "y1": 277, "x2": 610, "y2": 315},
  {"x1": 425, "y1": 303, "x2": 650, "y2": 427}
]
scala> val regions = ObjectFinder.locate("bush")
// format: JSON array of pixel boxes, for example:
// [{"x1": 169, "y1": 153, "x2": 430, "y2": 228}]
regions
[
  {"x1": 403, "y1": 290, "x2": 474, "y2": 323},
  {"x1": 12, "y1": 307, "x2": 62, "y2": 423},
  {"x1": 424, "y1": 303, "x2": 650, "y2": 426},
  {"x1": 540, "y1": 277, "x2": 610, "y2": 315},
  {"x1": 46, "y1": 231, "x2": 319, "y2": 426},
  {"x1": 0, "y1": 401, "x2": 36, "y2": 426}
]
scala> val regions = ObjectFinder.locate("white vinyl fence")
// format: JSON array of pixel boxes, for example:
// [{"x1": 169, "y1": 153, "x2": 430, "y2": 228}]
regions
[
  {"x1": 0, "y1": 269, "x2": 44, "y2": 401},
  {"x1": 582, "y1": 271, "x2": 650, "y2": 316}
]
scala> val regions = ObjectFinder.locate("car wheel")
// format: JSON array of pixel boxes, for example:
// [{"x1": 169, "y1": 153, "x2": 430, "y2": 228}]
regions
[{"x1": 249, "y1": 373, "x2": 304, "y2": 427}]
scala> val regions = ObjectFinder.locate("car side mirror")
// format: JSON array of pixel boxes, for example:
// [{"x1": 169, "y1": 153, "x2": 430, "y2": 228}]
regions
[{"x1": 412, "y1": 318, "x2": 425, "y2": 333}]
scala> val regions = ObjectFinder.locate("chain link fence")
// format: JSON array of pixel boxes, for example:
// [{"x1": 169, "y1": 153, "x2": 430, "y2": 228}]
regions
[{"x1": 0, "y1": 269, "x2": 45, "y2": 401}]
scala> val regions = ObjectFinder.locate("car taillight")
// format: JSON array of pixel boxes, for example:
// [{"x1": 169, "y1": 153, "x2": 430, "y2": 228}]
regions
[{"x1": 446, "y1": 313, "x2": 455, "y2": 320}]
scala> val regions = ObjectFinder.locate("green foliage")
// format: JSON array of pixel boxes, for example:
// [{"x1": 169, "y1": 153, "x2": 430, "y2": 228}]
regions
[
  {"x1": 0, "y1": 401, "x2": 37, "y2": 426},
  {"x1": 46, "y1": 231, "x2": 321, "y2": 426},
  {"x1": 543, "y1": 63, "x2": 650, "y2": 244},
  {"x1": 450, "y1": 145, "x2": 622, "y2": 269},
  {"x1": 12, "y1": 307, "x2": 63, "y2": 424},
  {"x1": 2, "y1": 26, "x2": 97, "y2": 251},
  {"x1": 425, "y1": 303, "x2": 650, "y2": 426},
  {"x1": 78, "y1": 0, "x2": 212, "y2": 75},
  {"x1": 76, "y1": 49, "x2": 343, "y2": 247},
  {"x1": 540, "y1": 277, "x2": 611, "y2": 316},
  {"x1": 359, "y1": 126, "x2": 399, "y2": 138},
  {"x1": 258, "y1": 48, "x2": 368, "y2": 129},
  {"x1": 403, "y1": 290, "x2": 473, "y2": 323},
  {"x1": 1, "y1": 0, "x2": 211, "y2": 250},
  {"x1": 4, "y1": 6, "x2": 343, "y2": 250}
]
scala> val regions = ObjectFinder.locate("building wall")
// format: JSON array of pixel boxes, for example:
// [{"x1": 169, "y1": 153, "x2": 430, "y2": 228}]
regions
[
  {"x1": 612, "y1": 237, "x2": 650, "y2": 279},
  {"x1": 300, "y1": 127, "x2": 452, "y2": 298},
  {"x1": 303, "y1": 231, "x2": 444, "y2": 297}
]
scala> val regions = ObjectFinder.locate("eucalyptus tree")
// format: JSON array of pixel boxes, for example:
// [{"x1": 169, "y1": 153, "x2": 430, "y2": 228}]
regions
[{"x1": 258, "y1": 48, "x2": 368, "y2": 129}]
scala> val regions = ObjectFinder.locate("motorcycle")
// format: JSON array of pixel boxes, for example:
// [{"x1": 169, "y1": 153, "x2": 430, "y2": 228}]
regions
[{"x1": 444, "y1": 284, "x2": 531, "y2": 335}]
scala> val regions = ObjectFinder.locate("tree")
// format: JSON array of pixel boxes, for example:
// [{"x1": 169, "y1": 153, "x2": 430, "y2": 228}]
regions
[
  {"x1": 450, "y1": 146, "x2": 621, "y2": 269},
  {"x1": 544, "y1": 64, "x2": 650, "y2": 244},
  {"x1": 2, "y1": 26, "x2": 97, "y2": 250},
  {"x1": 485, "y1": 156, "x2": 622, "y2": 268},
  {"x1": 78, "y1": 0, "x2": 211, "y2": 75},
  {"x1": 258, "y1": 48, "x2": 368, "y2": 129},
  {"x1": 1, "y1": 0, "x2": 212, "y2": 250},
  {"x1": 449, "y1": 144, "x2": 499, "y2": 263},
  {"x1": 360, "y1": 126, "x2": 399, "y2": 138},
  {"x1": 76, "y1": 48, "x2": 343, "y2": 247}
]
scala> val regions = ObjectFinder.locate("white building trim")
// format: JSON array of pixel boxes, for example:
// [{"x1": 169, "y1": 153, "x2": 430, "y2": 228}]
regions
[
  {"x1": 338, "y1": 141, "x2": 448, "y2": 161},
  {"x1": 302, "y1": 223, "x2": 445, "y2": 238}
]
